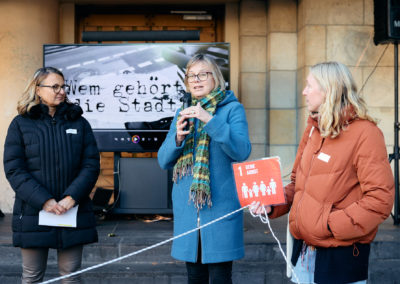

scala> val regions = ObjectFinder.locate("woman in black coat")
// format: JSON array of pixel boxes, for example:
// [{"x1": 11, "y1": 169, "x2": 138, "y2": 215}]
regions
[{"x1": 3, "y1": 67, "x2": 100, "y2": 283}]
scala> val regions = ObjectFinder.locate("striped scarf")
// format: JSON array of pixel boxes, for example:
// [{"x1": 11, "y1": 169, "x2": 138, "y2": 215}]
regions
[{"x1": 173, "y1": 89, "x2": 226, "y2": 210}]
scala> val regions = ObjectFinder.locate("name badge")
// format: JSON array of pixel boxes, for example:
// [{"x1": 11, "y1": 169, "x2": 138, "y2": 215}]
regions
[
  {"x1": 317, "y1": 152, "x2": 330, "y2": 163},
  {"x1": 66, "y1": 129, "x2": 77, "y2": 134}
]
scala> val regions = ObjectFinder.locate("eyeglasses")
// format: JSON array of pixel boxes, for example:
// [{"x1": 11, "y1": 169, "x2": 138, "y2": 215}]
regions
[
  {"x1": 186, "y1": 72, "x2": 213, "y2": 83},
  {"x1": 37, "y1": 84, "x2": 69, "y2": 94}
]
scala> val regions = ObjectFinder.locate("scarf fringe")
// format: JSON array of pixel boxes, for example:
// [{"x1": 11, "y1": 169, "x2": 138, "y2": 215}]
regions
[
  {"x1": 172, "y1": 164, "x2": 193, "y2": 182},
  {"x1": 189, "y1": 185, "x2": 212, "y2": 210}
]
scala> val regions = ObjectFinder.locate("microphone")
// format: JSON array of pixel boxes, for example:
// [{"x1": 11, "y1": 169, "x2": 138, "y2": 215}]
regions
[{"x1": 181, "y1": 91, "x2": 192, "y2": 131}]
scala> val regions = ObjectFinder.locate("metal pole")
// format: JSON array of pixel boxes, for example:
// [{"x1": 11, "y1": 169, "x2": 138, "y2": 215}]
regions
[{"x1": 394, "y1": 42, "x2": 399, "y2": 225}]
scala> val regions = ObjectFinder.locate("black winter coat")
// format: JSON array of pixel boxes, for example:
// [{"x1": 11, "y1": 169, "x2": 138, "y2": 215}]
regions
[{"x1": 3, "y1": 102, "x2": 100, "y2": 249}]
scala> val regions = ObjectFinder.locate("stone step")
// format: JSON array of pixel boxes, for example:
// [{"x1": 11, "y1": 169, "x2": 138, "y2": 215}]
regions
[
  {"x1": 368, "y1": 259, "x2": 400, "y2": 284},
  {"x1": 2, "y1": 239, "x2": 399, "y2": 266},
  {"x1": 0, "y1": 262, "x2": 292, "y2": 284},
  {"x1": 0, "y1": 242, "x2": 288, "y2": 265},
  {"x1": 2, "y1": 259, "x2": 400, "y2": 284}
]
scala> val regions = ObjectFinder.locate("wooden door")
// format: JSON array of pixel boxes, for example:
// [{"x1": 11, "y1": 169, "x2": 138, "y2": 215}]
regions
[{"x1": 77, "y1": 5, "x2": 224, "y2": 43}]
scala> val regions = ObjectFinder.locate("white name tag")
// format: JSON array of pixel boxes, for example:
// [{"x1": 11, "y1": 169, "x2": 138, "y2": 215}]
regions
[
  {"x1": 66, "y1": 129, "x2": 77, "y2": 134},
  {"x1": 317, "y1": 152, "x2": 331, "y2": 163}
]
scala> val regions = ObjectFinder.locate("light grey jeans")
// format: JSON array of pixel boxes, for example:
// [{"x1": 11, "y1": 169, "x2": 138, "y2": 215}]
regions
[{"x1": 21, "y1": 245, "x2": 83, "y2": 284}]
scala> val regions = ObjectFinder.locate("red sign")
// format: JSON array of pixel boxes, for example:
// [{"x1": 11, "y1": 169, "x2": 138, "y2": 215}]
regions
[{"x1": 232, "y1": 157, "x2": 286, "y2": 207}]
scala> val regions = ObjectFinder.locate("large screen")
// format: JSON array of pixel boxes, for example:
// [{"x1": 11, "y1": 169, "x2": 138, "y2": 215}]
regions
[{"x1": 44, "y1": 43, "x2": 230, "y2": 152}]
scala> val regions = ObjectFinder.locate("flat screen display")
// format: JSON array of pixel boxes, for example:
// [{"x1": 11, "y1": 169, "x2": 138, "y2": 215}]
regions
[{"x1": 43, "y1": 43, "x2": 230, "y2": 151}]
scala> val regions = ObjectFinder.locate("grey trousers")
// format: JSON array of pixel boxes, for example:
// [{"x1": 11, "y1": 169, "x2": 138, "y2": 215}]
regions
[{"x1": 21, "y1": 245, "x2": 83, "y2": 284}]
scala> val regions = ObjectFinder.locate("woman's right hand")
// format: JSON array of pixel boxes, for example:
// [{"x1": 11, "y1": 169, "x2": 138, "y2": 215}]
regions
[
  {"x1": 43, "y1": 198, "x2": 66, "y2": 215},
  {"x1": 250, "y1": 201, "x2": 272, "y2": 216},
  {"x1": 176, "y1": 115, "x2": 191, "y2": 146}
]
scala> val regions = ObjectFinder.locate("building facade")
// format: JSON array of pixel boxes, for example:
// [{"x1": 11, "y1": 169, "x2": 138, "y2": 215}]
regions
[{"x1": 0, "y1": 0, "x2": 394, "y2": 212}]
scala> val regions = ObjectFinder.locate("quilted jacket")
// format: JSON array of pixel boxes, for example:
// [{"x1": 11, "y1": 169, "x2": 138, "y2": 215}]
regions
[
  {"x1": 4, "y1": 102, "x2": 100, "y2": 249},
  {"x1": 270, "y1": 115, "x2": 394, "y2": 247}
]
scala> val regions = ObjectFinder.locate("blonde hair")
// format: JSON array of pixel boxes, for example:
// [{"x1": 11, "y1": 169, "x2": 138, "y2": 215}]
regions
[
  {"x1": 17, "y1": 67, "x2": 64, "y2": 115},
  {"x1": 184, "y1": 54, "x2": 226, "y2": 92},
  {"x1": 310, "y1": 62, "x2": 376, "y2": 138}
]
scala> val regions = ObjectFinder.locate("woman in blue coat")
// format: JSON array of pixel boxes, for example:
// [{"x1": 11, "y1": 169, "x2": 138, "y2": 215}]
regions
[
  {"x1": 3, "y1": 67, "x2": 100, "y2": 283},
  {"x1": 158, "y1": 54, "x2": 251, "y2": 283}
]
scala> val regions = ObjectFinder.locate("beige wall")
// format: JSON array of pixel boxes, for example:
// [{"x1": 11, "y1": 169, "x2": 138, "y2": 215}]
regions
[
  {"x1": 60, "y1": 2, "x2": 75, "y2": 43},
  {"x1": 0, "y1": 0, "x2": 60, "y2": 212}
]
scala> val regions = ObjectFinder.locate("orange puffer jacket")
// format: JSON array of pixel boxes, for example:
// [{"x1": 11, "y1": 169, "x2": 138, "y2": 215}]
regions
[{"x1": 270, "y1": 115, "x2": 394, "y2": 248}]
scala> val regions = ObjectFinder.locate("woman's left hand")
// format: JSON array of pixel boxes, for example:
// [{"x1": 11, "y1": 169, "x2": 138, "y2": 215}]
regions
[
  {"x1": 180, "y1": 102, "x2": 213, "y2": 124},
  {"x1": 249, "y1": 201, "x2": 272, "y2": 216},
  {"x1": 58, "y1": 196, "x2": 76, "y2": 211}
]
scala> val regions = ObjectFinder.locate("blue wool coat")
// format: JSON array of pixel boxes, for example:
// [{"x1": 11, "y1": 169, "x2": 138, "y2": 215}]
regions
[
  {"x1": 3, "y1": 102, "x2": 100, "y2": 249},
  {"x1": 158, "y1": 91, "x2": 251, "y2": 263}
]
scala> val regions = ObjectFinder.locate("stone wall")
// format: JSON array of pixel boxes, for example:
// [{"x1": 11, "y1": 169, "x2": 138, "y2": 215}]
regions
[
  {"x1": 297, "y1": 0, "x2": 394, "y2": 153},
  {"x1": 0, "y1": 0, "x2": 59, "y2": 212}
]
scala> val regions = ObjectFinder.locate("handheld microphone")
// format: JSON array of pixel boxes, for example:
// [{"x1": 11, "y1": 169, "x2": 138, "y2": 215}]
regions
[{"x1": 182, "y1": 91, "x2": 192, "y2": 131}]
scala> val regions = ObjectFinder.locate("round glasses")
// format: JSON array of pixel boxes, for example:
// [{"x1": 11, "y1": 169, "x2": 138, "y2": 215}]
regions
[
  {"x1": 37, "y1": 84, "x2": 69, "y2": 94},
  {"x1": 186, "y1": 72, "x2": 213, "y2": 83}
]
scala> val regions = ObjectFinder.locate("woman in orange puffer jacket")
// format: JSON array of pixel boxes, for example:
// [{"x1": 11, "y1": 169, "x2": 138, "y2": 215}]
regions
[{"x1": 252, "y1": 61, "x2": 394, "y2": 284}]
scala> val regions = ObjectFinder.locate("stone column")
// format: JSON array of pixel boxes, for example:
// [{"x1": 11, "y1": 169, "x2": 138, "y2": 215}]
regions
[
  {"x1": 225, "y1": 3, "x2": 240, "y2": 97},
  {"x1": 239, "y1": 0, "x2": 268, "y2": 160},
  {"x1": 267, "y1": 0, "x2": 298, "y2": 176},
  {"x1": 0, "y1": 0, "x2": 59, "y2": 212}
]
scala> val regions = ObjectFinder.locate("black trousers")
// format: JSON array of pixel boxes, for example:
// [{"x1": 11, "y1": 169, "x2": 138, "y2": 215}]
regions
[
  {"x1": 186, "y1": 261, "x2": 233, "y2": 284},
  {"x1": 186, "y1": 236, "x2": 233, "y2": 284}
]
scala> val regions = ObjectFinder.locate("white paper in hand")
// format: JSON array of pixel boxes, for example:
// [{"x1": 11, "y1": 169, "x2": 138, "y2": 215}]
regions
[{"x1": 39, "y1": 205, "x2": 79, "y2": 227}]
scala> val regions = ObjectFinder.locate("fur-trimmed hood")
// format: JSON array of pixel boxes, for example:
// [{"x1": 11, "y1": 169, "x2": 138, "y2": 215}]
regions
[{"x1": 26, "y1": 102, "x2": 83, "y2": 121}]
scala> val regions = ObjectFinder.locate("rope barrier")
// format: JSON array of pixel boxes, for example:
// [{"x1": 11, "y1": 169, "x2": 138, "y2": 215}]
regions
[
  {"x1": 41, "y1": 206, "x2": 247, "y2": 283},
  {"x1": 41, "y1": 205, "x2": 299, "y2": 284},
  {"x1": 249, "y1": 206, "x2": 300, "y2": 284}
]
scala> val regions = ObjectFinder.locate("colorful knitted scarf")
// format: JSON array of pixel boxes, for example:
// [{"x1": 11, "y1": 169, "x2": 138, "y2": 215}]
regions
[{"x1": 173, "y1": 89, "x2": 226, "y2": 210}]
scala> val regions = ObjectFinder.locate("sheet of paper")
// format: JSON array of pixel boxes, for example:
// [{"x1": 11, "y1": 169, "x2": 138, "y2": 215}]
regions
[{"x1": 39, "y1": 205, "x2": 79, "y2": 228}]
